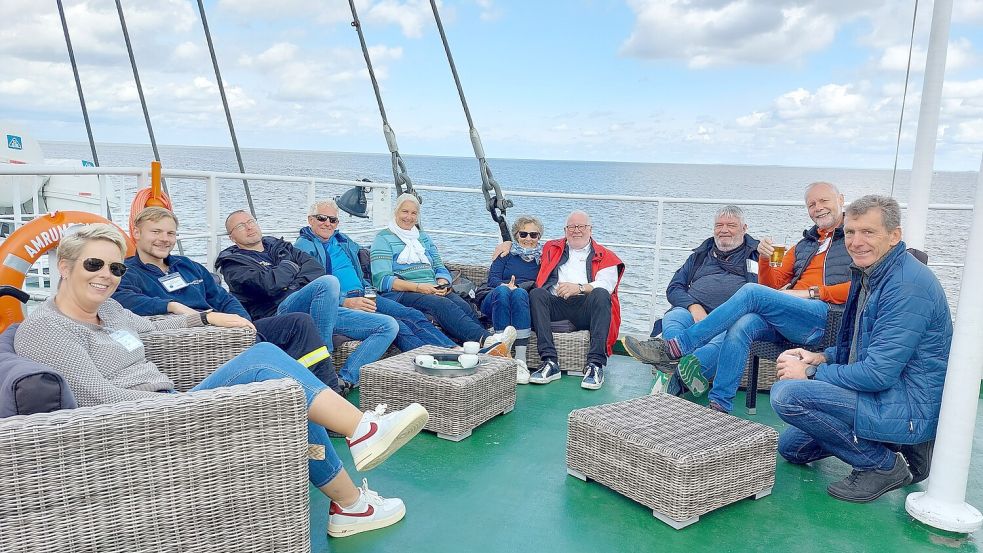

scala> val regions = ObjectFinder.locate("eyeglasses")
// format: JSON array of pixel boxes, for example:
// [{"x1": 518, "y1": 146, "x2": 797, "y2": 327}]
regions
[
  {"x1": 517, "y1": 231, "x2": 541, "y2": 239},
  {"x1": 564, "y1": 224, "x2": 591, "y2": 232},
  {"x1": 81, "y1": 258, "x2": 127, "y2": 277},
  {"x1": 230, "y1": 218, "x2": 258, "y2": 233},
  {"x1": 312, "y1": 214, "x2": 339, "y2": 224}
]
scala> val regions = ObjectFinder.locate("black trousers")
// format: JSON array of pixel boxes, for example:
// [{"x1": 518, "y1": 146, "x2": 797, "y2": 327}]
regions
[
  {"x1": 254, "y1": 313, "x2": 340, "y2": 392},
  {"x1": 529, "y1": 287, "x2": 611, "y2": 367}
]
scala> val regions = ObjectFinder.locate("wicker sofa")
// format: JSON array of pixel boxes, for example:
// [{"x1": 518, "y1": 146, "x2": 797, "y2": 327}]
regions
[{"x1": 0, "y1": 325, "x2": 312, "y2": 553}]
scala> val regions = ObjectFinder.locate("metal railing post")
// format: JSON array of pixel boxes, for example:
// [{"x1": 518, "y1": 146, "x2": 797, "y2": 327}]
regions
[
  {"x1": 371, "y1": 184, "x2": 391, "y2": 227},
  {"x1": 307, "y1": 178, "x2": 316, "y2": 213},
  {"x1": 647, "y1": 200, "x2": 665, "y2": 332},
  {"x1": 205, "y1": 175, "x2": 219, "y2": 270},
  {"x1": 905, "y1": 152, "x2": 983, "y2": 533},
  {"x1": 12, "y1": 180, "x2": 23, "y2": 232},
  {"x1": 99, "y1": 175, "x2": 110, "y2": 220}
]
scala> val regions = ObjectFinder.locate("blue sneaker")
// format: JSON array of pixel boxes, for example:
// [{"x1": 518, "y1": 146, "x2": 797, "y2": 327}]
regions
[
  {"x1": 581, "y1": 362, "x2": 604, "y2": 390},
  {"x1": 529, "y1": 359, "x2": 561, "y2": 384}
]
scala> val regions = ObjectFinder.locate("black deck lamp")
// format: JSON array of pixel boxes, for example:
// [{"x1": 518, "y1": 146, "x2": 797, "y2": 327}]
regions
[{"x1": 336, "y1": 178, "x2": 371, "y2": 219}]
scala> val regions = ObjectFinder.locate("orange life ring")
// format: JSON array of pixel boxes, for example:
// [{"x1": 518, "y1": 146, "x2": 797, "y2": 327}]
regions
[{"x1": 0, "y1": 211, "x2": 135, "y2": 333}]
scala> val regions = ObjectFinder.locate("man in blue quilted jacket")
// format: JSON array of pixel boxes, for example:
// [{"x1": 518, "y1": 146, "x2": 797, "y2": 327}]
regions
[{"x1": 771, "y1": 194, "x2": 952, "y2": 503}]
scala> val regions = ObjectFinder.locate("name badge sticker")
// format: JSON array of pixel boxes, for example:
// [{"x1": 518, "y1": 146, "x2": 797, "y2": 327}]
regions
[
  {"x1": 747, "y1": 259, "x2": 759, "y2": 275},
  {"x1": 109, "y1": 329, "x2": 144, "y2": 352},
  {"x1": 159, "y1": 272, "x2": 189, "y2": 292}
]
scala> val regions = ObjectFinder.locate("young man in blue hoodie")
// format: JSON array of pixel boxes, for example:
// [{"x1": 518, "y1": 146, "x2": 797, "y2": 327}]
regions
[
  {"x1": 294, "y1": 199, "x2": 456, "y2": 351},
  {"x1": 113, "y1": 207, "x2": 345, "y2": 394}
]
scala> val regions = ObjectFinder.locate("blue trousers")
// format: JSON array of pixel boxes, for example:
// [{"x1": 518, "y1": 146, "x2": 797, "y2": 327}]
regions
[
  {"x1": 374, "y1": 295, "x2": 456, "y2": 350},
  {"x1": 277, "y1": 275, "x2": 398, "y2": 384},
  {"x1": 384, "y1": 290, "x2": 490, "y2": 344},
  {"x1": 673, "y1": 283, "x2": 829, "y2": 413},
  {"x1": 191, "y1": 342, "x2": 342, "y2": 487},
  {"x1": 480, "y1": 286, "x2": 532, "y2": 333},
  {"x1": 771, "y1": 379, "x2": 895, "y2": 471}
]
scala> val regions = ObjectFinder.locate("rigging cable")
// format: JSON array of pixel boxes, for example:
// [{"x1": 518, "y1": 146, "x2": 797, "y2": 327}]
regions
[
  {"x1": 114, "y1": 0, "x2": 183, "y2": 254},
  {"x1": 891, "y1": 0, "x2": 920, "y2": 198},
  {"x1": 195, "y1": 0, "x2": 257, "y2": 218},
  {"x1": 428, "y1": 0, "x2": 512, "y2": 242},
  {"x1": 348, "y1": 0, "x2": 420, "y2": 204},
  {"x1": 56, "y1": 0, "x2": 100, "y2": 169}
]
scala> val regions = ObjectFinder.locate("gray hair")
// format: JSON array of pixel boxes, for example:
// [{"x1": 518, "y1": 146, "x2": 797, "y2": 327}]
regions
[
  {"x1": 804, "y1": 181, "x2": 841, "y2": 199},
  {"x1": 308, "y1": 199, "x2": 339, "y2": 216},
  {"x1": 511, "y1": 216, "x2": 544, "y2": 239},
  {"x1": 846, "y1": 194, "x2": 901, "y2": 231},
  {"x1": 715, "y1": 205, "x2": 745, "y2": 226},
  {"x1": 393, "y1": 193, "x2": 421, "y2": 215},
  {"x1": 567, "y1": 210, "x2": 592, "y2": 225},
  {"x1": 57, "y1": 223, "x2": 128, "y2": 261}
]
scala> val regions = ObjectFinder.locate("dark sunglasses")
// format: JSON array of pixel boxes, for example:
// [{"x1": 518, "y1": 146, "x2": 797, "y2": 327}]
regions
[
  {"x1": 312, "y1": 214, "x2": 339, "y2": 224},
  {"x1": 82, "y1": 258, "x2": 127, "y2": 277},
  {"x1": 517, "y1": 231, "x2": 541, "y2": 239}
]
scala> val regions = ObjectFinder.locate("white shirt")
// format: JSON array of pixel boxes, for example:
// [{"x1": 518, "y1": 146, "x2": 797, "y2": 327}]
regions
[{"x1": 551, "y1": 242, "x2": 618, "y2": 296}]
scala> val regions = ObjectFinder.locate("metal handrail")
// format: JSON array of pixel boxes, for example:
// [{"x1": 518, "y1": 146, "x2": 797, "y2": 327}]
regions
[{"x1": 1, "y1": 164, "x2": 974, "y2": 330}]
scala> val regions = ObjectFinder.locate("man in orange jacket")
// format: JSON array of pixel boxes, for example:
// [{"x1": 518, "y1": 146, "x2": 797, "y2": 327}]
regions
[
  {"x1": 626, "y1": 181, "x2": 851, "y2": 413},
  {"x1": 528, "y1": 210, "x2": 625, "y2": 390}
]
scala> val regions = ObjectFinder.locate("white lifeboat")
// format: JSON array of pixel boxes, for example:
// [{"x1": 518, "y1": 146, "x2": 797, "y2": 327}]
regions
[{"x1": 0, "y1": 123, "x2": 44, "y2": 207}]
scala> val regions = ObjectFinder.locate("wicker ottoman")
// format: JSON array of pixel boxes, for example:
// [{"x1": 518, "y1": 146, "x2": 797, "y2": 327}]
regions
[
  {"x1": 566, "y1": 394, "x2": 778, "y2": 529},
  {"x1": 360, "y1": 346, "x2": 516, "y2": 441},
  {"x1": 526, "y1": 330, "x2": 590, "y2": 376}
]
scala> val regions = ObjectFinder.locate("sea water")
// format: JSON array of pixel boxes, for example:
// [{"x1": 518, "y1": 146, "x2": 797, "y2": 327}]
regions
[{"x1": 41, "y1": 141, "x2": 976, "y2": 333}]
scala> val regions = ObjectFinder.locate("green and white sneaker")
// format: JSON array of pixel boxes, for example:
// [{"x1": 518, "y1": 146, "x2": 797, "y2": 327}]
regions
[
  {"x1": 676, "y1": 354, "x2": 709, "y2": 397},
  {"x1": 650, "y1": 371, "x2": 670, "y2": 395}
]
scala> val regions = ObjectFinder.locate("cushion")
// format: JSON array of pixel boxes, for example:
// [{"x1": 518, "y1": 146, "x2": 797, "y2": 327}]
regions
[
  {"x1": 0, "y1": 324, "x2": 77, "y2": 417},
  {"x1": 550, "y1": 320, "x2": 577, "y2": 333}
]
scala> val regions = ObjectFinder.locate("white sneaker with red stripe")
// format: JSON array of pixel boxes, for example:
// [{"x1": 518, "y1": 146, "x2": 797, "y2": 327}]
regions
[
  {"x1": 328, "y1": 479, "x2": 406, "y2": 537},
  {"x1": 348, "y1": 403, "x2": 429, "y2": 472}
]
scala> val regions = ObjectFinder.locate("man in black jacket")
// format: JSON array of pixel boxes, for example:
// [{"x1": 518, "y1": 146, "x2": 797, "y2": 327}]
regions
[
  {"x1": 625, "y1": 205, "x2": 759, "y2": 403},
  {"x1": 216, "y1": 210, "x2": 398, "y2": 386}
]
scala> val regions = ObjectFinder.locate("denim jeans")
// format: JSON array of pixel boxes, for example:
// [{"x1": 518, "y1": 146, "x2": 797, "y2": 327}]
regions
[
  {"x1": 375, "y1": 295, "x2": 456, "y2": 350},
  {"x1": 480, "y1": 286, "x2": 532, "y2": 333},
  {"x1": 384, "y1": 290, "x2": 490, "y2": 344},
  {"x1": 661, "y1": 307, "x2": 723, "y2": 379},
  {"x1": 673, "y1": 283, "x2": 829, "y2": 414},
  {"x1": 771, "y1": 379, "x2": 895, "y2": 471},
  {"x1": 191, "y1": 342, "x2": 342, "y2": 487},
  {"x1": 278, "y1": 275, "x2": 399, "y2": 384}
]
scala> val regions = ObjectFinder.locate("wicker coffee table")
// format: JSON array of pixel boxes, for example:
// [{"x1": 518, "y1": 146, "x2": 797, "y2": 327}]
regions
[
  {"x1": 567, "y1": 394, "x2": 778, "y2": 529},
  {"x1": 360, "y1": 346, "x2": 517, "y2": 441}
]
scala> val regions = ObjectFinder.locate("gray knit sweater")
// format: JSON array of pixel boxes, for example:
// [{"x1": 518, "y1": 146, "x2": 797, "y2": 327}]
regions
[{"x1": 14, "y1": 297, "x2": 203, "y2": 407}]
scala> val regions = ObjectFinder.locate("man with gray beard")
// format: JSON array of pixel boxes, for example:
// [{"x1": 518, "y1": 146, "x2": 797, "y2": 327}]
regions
[{"x1": 625, "y1": 206, "x2": 759, "y2": 399}]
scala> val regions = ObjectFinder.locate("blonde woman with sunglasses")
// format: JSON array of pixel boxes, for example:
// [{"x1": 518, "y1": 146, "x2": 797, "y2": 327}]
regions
[{"x1": 14, "y1": 223, "x2": 430, "y2": 538}]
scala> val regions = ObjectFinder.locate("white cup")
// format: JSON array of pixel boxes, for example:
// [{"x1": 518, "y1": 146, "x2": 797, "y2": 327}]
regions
[
  {"x1": 463, "y1": 341, "x2": 480, "y2": 354},
  {"x1": 458, "y1": 354, "x2": 479, "y2": 368}
]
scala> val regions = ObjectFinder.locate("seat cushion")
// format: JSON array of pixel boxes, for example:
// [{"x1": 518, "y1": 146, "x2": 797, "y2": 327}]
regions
[{"x1": 0, "y1": 324, "x2": 77, "y2": 417}]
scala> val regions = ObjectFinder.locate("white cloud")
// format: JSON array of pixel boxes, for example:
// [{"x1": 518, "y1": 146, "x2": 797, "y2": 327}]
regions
[
  {"x1": 620, "y1": 0, "x2": 878, "y2": 67},
  {"x1": 366, "y1": 0, "x2": 437, "y2": 39}
]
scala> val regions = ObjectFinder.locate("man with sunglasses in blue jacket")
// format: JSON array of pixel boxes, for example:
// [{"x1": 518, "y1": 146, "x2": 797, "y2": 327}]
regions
[{"x1": 295, "y1": 200, "x2": 456, "y2": 351}]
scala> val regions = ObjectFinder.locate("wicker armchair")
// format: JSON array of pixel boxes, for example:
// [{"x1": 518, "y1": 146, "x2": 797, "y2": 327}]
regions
[
  {"x1": 141, "y1": 324, "x2": 257, "y2": 391},
  {"x1": 0, "y1": 328, "x2": 310, "y2": 553},
  {"x1": 743, "y1": 304, "x2": 845, "y2": 413}
]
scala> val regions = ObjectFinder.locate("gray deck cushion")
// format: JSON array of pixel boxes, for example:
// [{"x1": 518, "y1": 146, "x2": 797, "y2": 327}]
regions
[{"x1": 0, "y1": 324, "x2": 77, "y2": 417}]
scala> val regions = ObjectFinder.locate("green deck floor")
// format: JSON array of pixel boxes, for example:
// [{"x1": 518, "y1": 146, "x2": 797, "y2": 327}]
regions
[{"x1": 311, "y1": 356, "x2": 983, "y2": 553}]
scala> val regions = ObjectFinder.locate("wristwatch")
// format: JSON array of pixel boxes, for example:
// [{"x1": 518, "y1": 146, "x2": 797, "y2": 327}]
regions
[
  {"x1": 578, "y1": 283, "x2": 585, "y2": 294},
  {"x1": 805, "y1": 365, "x2": 818, "y2": 379},
  {"x1": 808, "y1": 286, "x2": 820, "y2": 300}
]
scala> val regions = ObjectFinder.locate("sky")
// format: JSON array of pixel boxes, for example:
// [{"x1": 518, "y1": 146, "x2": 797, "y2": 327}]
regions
[{"x1": 2, "y1": 0, "x2": 983, "y2": 170}]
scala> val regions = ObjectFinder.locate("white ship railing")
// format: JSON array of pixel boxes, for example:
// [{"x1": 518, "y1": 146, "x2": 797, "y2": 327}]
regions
[{"x1": 0, "y1": 164, "x2": 974, "y2": 331}]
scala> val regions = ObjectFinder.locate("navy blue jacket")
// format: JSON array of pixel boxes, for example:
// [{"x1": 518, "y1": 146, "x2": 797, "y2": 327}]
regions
[
  {"x1": 818, "y1": 242, "x2": 952, "y2": 444},
  {"x1": 114, "y1": 255, "x2": 249, "y2": 319},
  {"x1": 486, "y1": 254, "x2": 540, "y2": 287},
  {"x1": 214, "y1": 236, "x2": 325, "y2": 320},
  {"x1": 666, "y1": 235, "x2": 759, "y2": 311}
]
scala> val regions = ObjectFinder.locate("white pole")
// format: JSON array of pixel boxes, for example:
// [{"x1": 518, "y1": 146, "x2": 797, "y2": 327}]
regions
[
  {"x1": 905, "y1": 153, "x2": 983, "y2": 533},
  {"x1": 205, "y1": 175, "x2": 219, "y2": 270},
  {"x1": 647, "y1": 200, "x2": 665, "y2": 331},
  {"x1": 905, "y1": 0, "x2": 953, "y2": 251}
]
